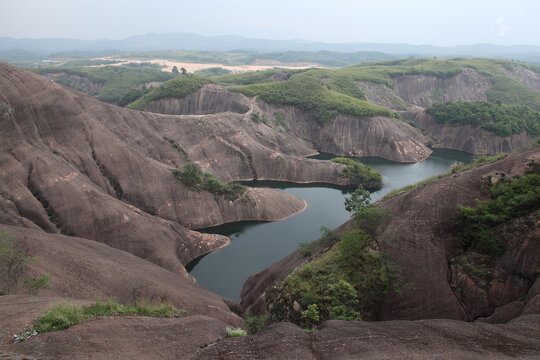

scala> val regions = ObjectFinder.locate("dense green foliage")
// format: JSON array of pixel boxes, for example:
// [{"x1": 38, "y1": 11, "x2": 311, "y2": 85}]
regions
[
  {"x1": 458, "y1": 172, "x2": 540, "y2": 257},
  {"x1": 268, "y1": 228, "x2": 398, "y2": 326},
  {"x1": 426, "y1": 101, "x2": 540, "y2": 137},
  {"x1": 33, "y1": 66, "x2": 175, "y2": 104},
  {"x1": 127, "y1": 75, "x2": 209, "y2": 110},
  {"x1": 331, "y1": 158, "x2": 382, "y2": 190},
  {"x1": 228, "y1": 73, "x2": 397, "y2": 122},
  {"x1": 269, "y1": 189, "x2": 397, "y2": 326},
  {"x1": 172, "y1": 163, "x2": 246, "y2": 201},
  {"x1": 246, "y1": 315, "x2": 268, "y2": 334},
  {"x1": 35, "y1": 300, "x2": 185, "y2": 333},
  {"x1": 117, "y1": 86, "x2": 153, "y2": 107},
  {"x1": 217, "y1": 58, "x2": 540, "y2": 123}
]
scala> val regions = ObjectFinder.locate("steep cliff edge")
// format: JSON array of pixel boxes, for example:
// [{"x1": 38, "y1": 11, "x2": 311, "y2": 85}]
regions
[
  {"x1": 144, "y1": 84, "x2": 433, "y2": 162},
  {"x1": 402, "y1": 107, "x2": 533, "y2": 154},
  {"x1": 240, "y1": 147, "x2": 540, "y2": 323}
]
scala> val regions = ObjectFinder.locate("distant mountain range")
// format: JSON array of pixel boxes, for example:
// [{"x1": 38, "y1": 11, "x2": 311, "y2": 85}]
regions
[{"x1": 1, "y1": 32, "x2": 540, "y2": 64}]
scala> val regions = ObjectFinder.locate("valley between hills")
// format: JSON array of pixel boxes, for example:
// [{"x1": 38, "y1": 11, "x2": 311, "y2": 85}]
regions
[{"x1": 0, "y1": 57, "x2": 539, "y2": 359}]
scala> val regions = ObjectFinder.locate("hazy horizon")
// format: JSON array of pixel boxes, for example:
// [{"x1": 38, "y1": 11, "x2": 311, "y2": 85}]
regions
[{"x1": 1, "y1": 0, "x2": 540, "y2": 47}]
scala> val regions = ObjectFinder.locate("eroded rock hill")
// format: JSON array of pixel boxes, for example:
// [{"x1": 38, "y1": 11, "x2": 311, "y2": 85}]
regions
[
  {"x1": 359, "y1": 67, "x2": 540, "y2": 154},
  {"x1": 241, "y1": 147, "x2": 540, "y2": 323},
  {"x1": 0, "y1": 62, "x2": 352, "y2": 274},
  {"x1": 143, "y1": 84, "x2": 433, "y2": 162}
]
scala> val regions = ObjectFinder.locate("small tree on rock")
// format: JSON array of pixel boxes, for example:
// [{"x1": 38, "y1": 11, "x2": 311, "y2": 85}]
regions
[
  {"x1": 0, "y1": 231, "x2": 36, "y2": 293},
  {"x1": 172, "y1": 66, "x2": 179, "y2": 74}
]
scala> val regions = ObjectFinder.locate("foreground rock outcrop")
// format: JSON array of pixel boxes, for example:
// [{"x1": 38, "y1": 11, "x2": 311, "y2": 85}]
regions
[{"x1": 3, "y1": 307, "x2": 539, "y2": 360}]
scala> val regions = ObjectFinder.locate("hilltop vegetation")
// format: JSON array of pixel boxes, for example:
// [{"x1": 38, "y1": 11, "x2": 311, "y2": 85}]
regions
[
  {"x1": 225, "y1": 71, "x2": 398, "y2": 122},
  {"x1": 127, "y1": 75, "x2": 209, "y2": 110},
  {"x1": 426, "y1": 101, "x2": 540, "y2": 137},
  {"x1": 33, "y1": 66, "x2": 176, "y2": 104}
]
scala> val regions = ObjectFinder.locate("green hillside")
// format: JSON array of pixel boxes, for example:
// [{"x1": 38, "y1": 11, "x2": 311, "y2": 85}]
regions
[{"x1": 33, "y1": 66, "x2": 176, "y2": 104}]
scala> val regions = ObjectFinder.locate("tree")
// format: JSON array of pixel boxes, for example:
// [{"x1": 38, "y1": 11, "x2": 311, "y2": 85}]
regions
[
  {"x1": 0, "y1": 231, "x2": 36, "y2": 293},
  {"x1": 171, "y1": 66, "x2": 179, "y2": 74},
  {"x1": 344, "y1": 185, "x2": 371, "y2": 213},
  {"x1": 180, "y1": 67, "x2": 187, "y2": 75}
]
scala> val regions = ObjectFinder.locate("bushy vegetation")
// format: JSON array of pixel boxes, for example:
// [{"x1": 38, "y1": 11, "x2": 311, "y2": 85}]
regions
[
  {"x1": 298, "y1": 226, "x2": 338, "y2": 258},
  {"x1": 33, "y1": 66, "x2": 176, "y2": 104},
  {"x1": 35, "y1": 299, "x2": 185, "y2": 333},
  {"x1": 426, "y1": 101, "x2": 540, "y2": 137},
  {"x1": 331, "y1": 158, "x2": 382, "y2": 191},
  {"x1": 458, "y1": 172, "x2": 540, "y2": 257},
  {"x1": 268, "y1": 190, "x2": 398, "y2": 326},
  {"x1": 229, "y1": 73, "x2": 397, "y2": 122},
  {"x1": 127, "y1": 75, "x2": 209, "y2": 110},
  {"x1": 246, "y1": 315, "x2": 268, "y2": 334},
  {"x1": 117, "y1": 86, "x2": 153, "y2": 107},
  {"x1": 172, "y1": 163, "x2": 246, "y2": 201},
  {"x1": 225, "y1": 326, "x2": 247, "y2": 337},
  {"x1": 267, "y1": 228, "x2": 398, "y2": 326}
]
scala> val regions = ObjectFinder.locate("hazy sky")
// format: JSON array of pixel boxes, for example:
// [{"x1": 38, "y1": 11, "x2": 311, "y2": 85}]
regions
[{"x1": 1, "y1": 0, "x2": 539, "y2": 46}]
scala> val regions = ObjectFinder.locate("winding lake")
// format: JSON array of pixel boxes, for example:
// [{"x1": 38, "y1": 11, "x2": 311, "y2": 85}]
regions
[{"x1": 188, "y1": 149, "x2": 473, "y2": 301}]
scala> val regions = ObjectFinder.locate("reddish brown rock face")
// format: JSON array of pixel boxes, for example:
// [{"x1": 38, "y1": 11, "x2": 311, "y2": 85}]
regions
[
  {"x1": 0, "y1": 63, "x2": 350, "y2": 273},
  {"x1": 241, "y1": 148, "x2": 540, "y2": 324}
]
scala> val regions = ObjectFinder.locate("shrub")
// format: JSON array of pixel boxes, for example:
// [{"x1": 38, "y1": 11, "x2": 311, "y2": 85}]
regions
[
  {"x1": 128, "y1": 75, "x2": 209, "y2": 110},
  {"x1": 225, "y1": 326, "x2": 247, "y2": 337},
  {"x1": 24, "y1": 275, "x2": 51, "y2": 295},
  {"x1": 246, "y1": 315, "x2": 268, "y2": 334},
  {"x1": 331, "y1": 158, "x2": 382, "y2": 191},
  {"x1": 451, "y1": 161, "x2": 464, "y2": 173},
  {"x1": 458, "y1": 173, "x2": 540, "y2": 257},
  {"x1": 302, "y1": 304, "x2": 320, "y2": 324},
  {"x1": 0, "y1": 232, "x2": 36, "y2": 293},
  {"x1": 172, "y1": 163, "x2": 246, "y2": 201}
]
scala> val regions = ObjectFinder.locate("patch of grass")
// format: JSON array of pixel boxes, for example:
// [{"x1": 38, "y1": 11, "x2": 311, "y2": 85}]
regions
[
  {"x1": 35, "y1": 299, "x2": 185, "y2": 333},
  {"x1": 128, "y1": 75, "x2": 209, "y2": 110},
  {"x1": 225, "y1": 326, "x2": 247, "y2": 337},
  {"x1": 172, "y1": 162, "x2": 246, "y2": 201},
  {"x1": 331, "y1": 157, "x2": 382, "y2": 191}
]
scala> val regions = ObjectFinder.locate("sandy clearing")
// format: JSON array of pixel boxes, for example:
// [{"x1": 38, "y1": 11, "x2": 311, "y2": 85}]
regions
[{"x1": 93, "y1": 57, "x2": 322, "y2": 73}]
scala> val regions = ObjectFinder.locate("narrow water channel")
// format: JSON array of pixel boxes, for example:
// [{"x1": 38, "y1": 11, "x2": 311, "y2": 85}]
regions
[{"x1": 188, "y1": 149, "x2": 473, "y2": 301}]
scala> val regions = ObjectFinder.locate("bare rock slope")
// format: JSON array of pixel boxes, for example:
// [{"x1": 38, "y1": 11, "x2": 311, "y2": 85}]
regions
[{"x1": 0, "y1": 62, "x2": 352, "y2": 273}]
